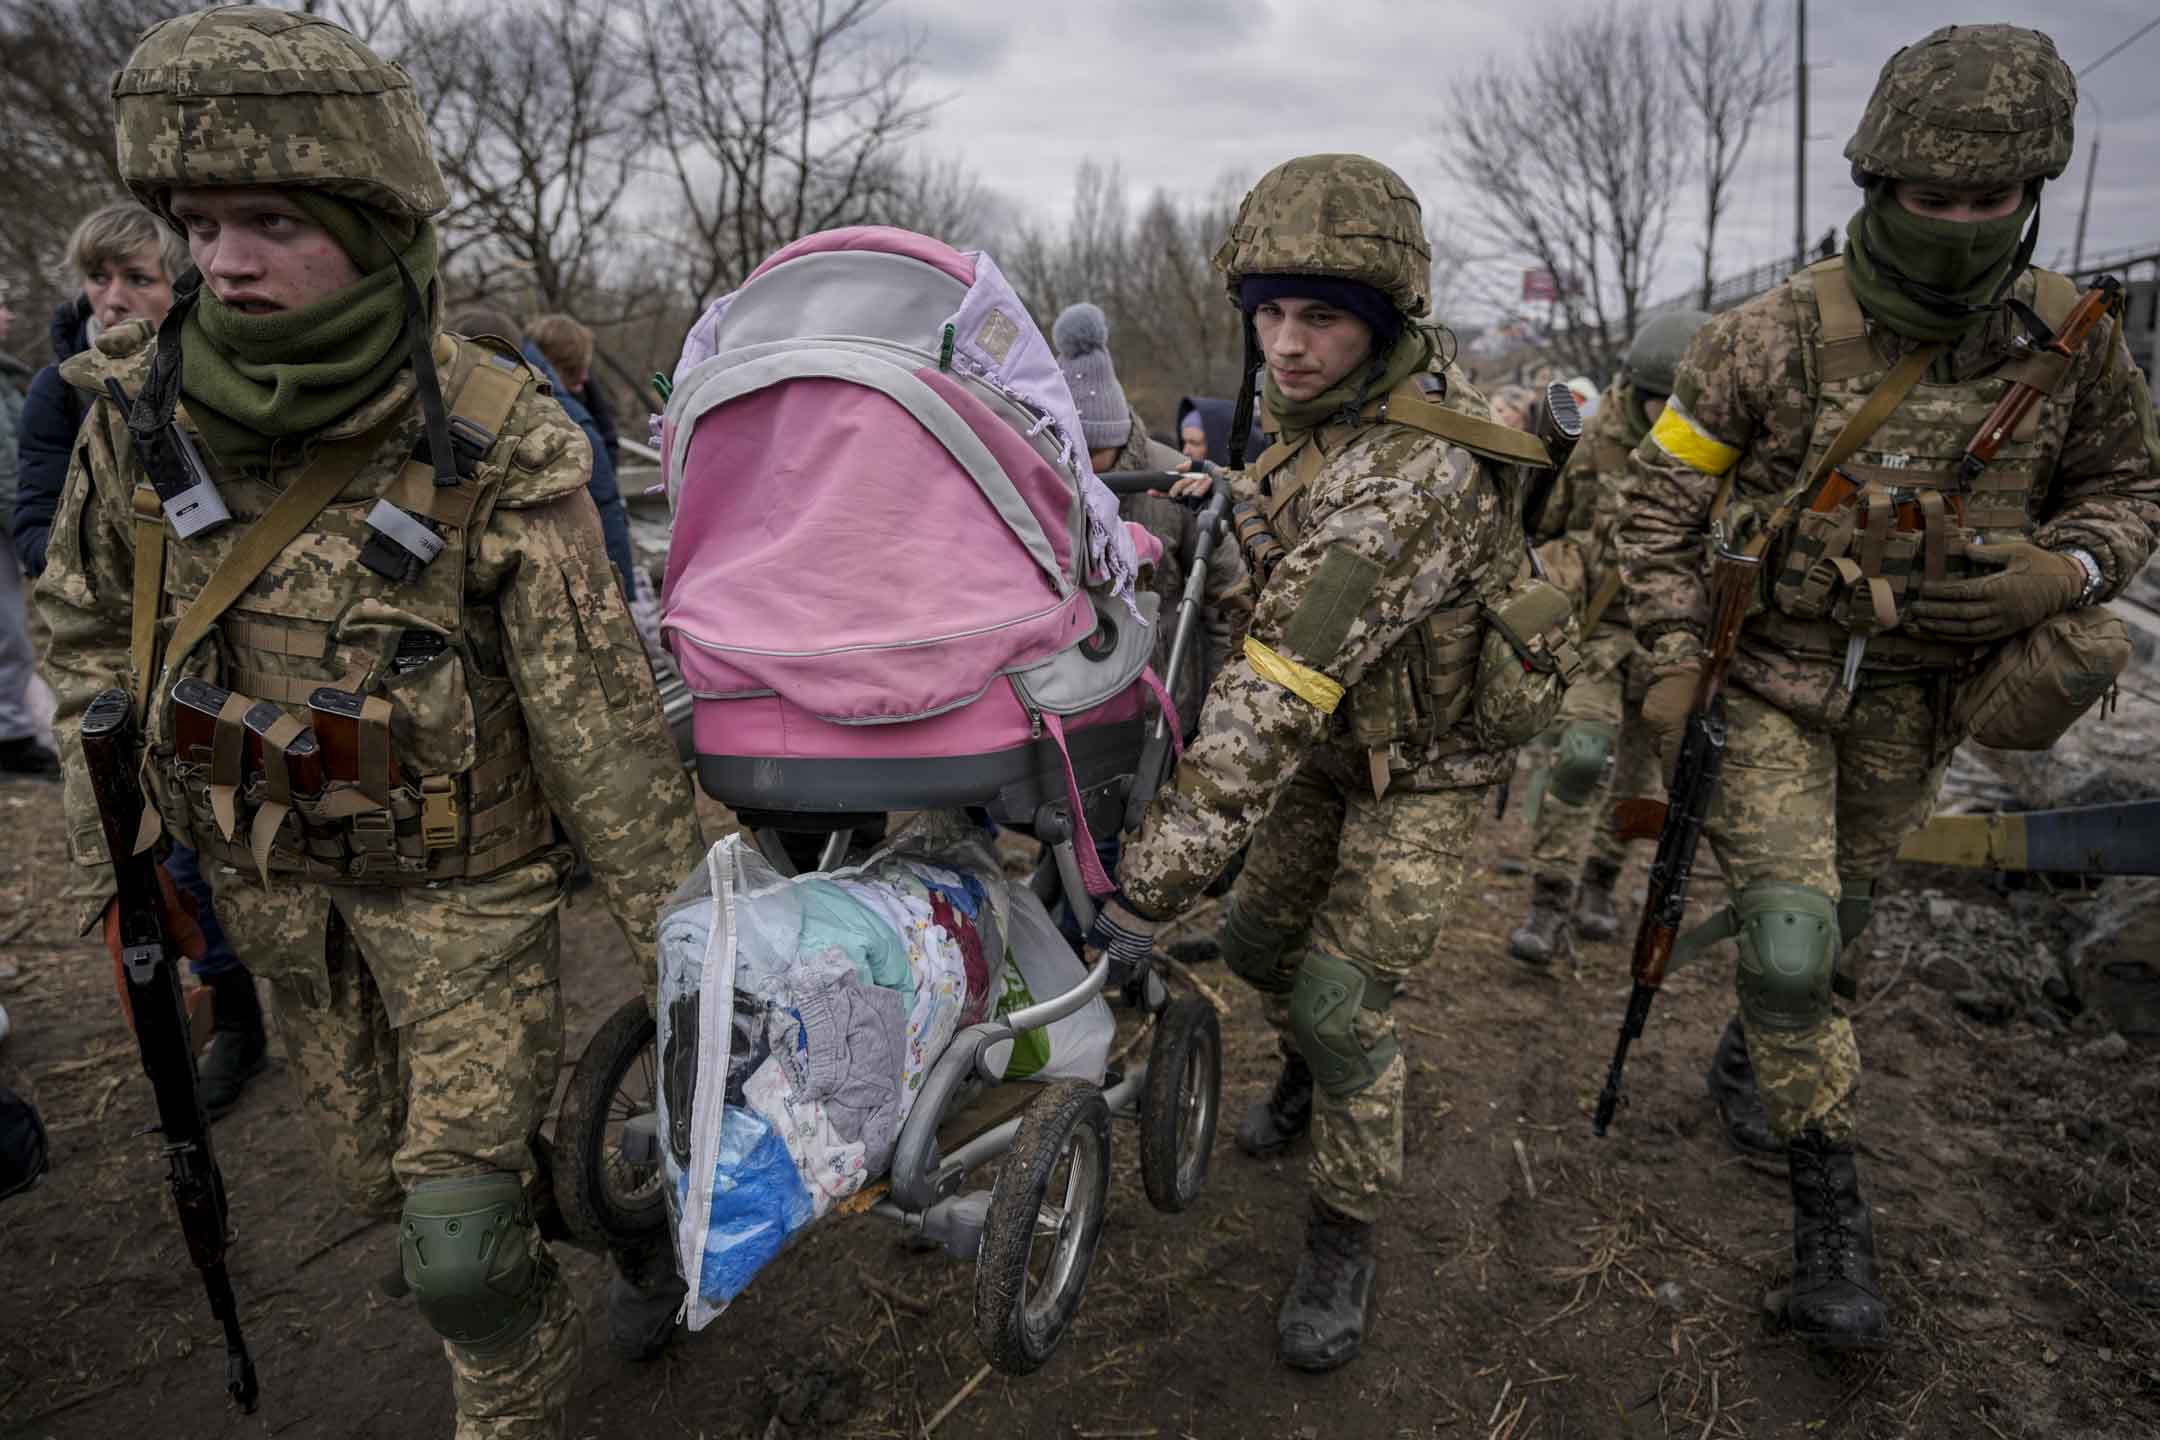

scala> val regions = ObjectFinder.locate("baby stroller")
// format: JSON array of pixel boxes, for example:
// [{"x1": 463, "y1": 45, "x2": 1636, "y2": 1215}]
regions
[{"x1": 551, "y1": 227, "x2": 1230, "y2": 1375}]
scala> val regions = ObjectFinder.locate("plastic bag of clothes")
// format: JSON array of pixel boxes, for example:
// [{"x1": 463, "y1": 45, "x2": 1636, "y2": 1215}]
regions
[
  {"x1": 655, "y1": 815, "x2": 1008, "y2": 1327},
  {"x1": 994, "y1": 887, "x2": 1115, "y2": 1083}
]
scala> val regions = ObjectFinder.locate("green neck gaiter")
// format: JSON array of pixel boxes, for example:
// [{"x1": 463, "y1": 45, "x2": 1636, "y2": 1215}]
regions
[
  {"x1": 1264, "y1": 326, "x2": 1433, "y2": 437},
  {"x1": 1623, "y1": 390, "x2": 1654, "y2": 449},
  {"x1": 1844, "y1": 187, "x2": 2037, "y2": 343},
  {"x1": 180, "y1": 195, "x2": 436, "y2": 471}
]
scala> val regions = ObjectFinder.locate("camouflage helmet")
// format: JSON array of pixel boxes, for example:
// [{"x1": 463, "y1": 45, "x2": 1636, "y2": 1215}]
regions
[
  {"x1": 1624, "y1": 309, "x2": 1711, "y2": 397},
  {"x1": 1843, "y1": 25, "x2": 2076, "y2": 187},
  {"x1": 1213, "y1": 154, "x2": 1432, "y2": 318},
  {"x1": 113, "y1": 6, "x2": 449, "y2": 223}
]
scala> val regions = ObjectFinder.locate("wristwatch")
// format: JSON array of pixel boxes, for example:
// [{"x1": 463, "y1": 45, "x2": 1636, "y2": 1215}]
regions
[{"x1": 2061, "y1": 546, "x2": 2104, "y2": 608}]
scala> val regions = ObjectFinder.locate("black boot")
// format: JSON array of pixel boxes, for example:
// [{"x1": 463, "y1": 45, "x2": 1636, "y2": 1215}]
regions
[
  {"x1": 1507, "y1": 874, "x2": 1574, "y2": 968},
  {"x1": 1705, "y1": 1015, "x2": 1781, "y2": 1158},
  {"x1": 1278, "y1": 1198, "x2": 1377, "y2": 1371},
  {"x1": 198, "y1": 968, "x2": 267, "y2": 1118},
  {"x1": 608, "y1": 1238, "x2": 687, "y2": 1362},
  {"x1": 0, "y1": 737, "x2": 61, "y2": 781},
  {"x1": 1236, "y1": 1053, "x2": 1313, "y2": 1157},
  {"x1": 1784, "y1": 1130, "x2": 1889, "y2": 1348},
  {"x1": 1571, "y1": 857, "x2": 1622, "y2": 941}
]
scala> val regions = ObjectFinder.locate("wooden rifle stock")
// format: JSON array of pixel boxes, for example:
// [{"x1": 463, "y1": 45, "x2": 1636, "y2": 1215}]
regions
[
  {"x1": 1963, "y1": 276, "x2": 2123, "y2": 484},
  {"x1": 80, "y1": 689, "x2": 260, "y2": 1411}
]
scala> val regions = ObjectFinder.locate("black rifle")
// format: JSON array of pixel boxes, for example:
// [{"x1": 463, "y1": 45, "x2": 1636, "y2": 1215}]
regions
[
  {"x1": 1494, "y1": 382, "x2": 1583, "y2": 819},
  {"x1": 80, "y1": 688, "x2": 261, "y2": 1410},
  {"x1": 1591, "y1": 535, "x2": 1759, "y2": 1137}
]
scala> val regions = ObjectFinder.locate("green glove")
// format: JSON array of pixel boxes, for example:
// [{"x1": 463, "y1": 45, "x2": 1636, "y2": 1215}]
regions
[{"x1": 1906, "y1": 542, "x2": 2086, "y2": 643}]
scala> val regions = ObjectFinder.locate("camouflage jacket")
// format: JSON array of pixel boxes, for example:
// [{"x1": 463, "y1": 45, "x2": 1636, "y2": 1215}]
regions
[
  {"x1": 1110, "y1": 407, "x2": 1254, "y2": 729},
  {"x1": 1119, "y1": 384, "x2": 1514, "y2": 919},
  {"x1": 1533, "y1": 379, "x2": 1642, "y2": 635},
  {"x1": 1620, "y1": 266, "x2": 2160, "y2": 689},
  {"x1": 35, "y1": 321, "x2": 701, "y2": 970}
]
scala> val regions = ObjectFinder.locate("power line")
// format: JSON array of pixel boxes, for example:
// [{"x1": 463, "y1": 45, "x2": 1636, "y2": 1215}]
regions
[{"x1": 2082, "y1": 15, "x2": 2160, "y2": 77}]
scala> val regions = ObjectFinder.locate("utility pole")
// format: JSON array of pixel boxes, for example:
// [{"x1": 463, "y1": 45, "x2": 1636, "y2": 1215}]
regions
[{"x1": 1794, "y1": 0, "x2": 1807, "y2": 273}]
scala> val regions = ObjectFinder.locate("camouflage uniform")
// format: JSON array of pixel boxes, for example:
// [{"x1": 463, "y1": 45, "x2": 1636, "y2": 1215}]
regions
[
  {"x1": 1525, "y1": 382, "x2": 1657, "y2": 891},
  {"x1": 1118, "y1": 157, "x2": 1523, "y2": 1227},
  {"x1": 1618, "y1": 24, "x2": 2160, "y2": 1348},
  {"x1": 36, "y1": 10, "x2": 700, "y2": 1434}
]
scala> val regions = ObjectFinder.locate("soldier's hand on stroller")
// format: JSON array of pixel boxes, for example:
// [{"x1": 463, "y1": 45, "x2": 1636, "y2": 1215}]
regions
[
  {"x1": 1084, "y1": 894, "x2": 1160, "y2": 981},
  {"x1": 1160, "y1": 468, "x2": 1214, "y2": 500}
]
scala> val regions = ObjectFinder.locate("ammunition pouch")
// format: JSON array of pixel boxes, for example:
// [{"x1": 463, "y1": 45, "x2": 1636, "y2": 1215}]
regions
[
  {"x1": 1949, "y1": 606, "x2": 2130, "y2": 751},
  {"x1": 1472, "y1": 574, "x2": 1583, "y2": 751}
]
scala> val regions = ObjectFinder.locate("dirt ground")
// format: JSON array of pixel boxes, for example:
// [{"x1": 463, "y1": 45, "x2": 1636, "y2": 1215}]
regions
[{"x1": 2, "y1": 770, "x2": 2156, "y2": 1440}]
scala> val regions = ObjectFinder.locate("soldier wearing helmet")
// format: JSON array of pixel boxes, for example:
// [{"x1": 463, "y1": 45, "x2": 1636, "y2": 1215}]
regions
[
  {"x1": 1619, "y1": 25, "x2": 2160, "y2": 1350},
  {"x1": 1086, "y1": 153, "x2": 1567, "y2": 1370},
  {"x1": 36, "y1": 8, "x2": 702, "y2": 1431},
  {"x1": 1509, "y1": 308, "x2": 1710, "y2": 965}
]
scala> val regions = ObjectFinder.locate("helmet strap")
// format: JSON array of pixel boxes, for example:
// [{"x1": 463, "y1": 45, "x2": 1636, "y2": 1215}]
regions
[
  {"x1": 131, "y1": 268, "x2": 201, "y2": 445},
  {"x1": 361, "y1": 212, "x2": 457, "y2": 488},
  {"x1": 1227, "y1": 314, "x2": 1261, "y2": 471}
]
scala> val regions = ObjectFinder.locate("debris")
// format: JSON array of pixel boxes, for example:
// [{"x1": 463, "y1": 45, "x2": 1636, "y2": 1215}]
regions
[
  {"x1": 923, "y1": 1362, "x2": 991, "y2": 1436},
  {"x1": 1654, "y1": 1280, "x2": 1685, "y2": 1311},
  {"x1": 2078, "y1": 1031, "x2": 2132, "y2": 1063}
]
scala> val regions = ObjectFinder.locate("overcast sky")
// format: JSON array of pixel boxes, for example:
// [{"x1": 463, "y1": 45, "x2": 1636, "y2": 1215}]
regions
[{"x1": 887, "y1": 0, "x2": 2160, "y2": 317}]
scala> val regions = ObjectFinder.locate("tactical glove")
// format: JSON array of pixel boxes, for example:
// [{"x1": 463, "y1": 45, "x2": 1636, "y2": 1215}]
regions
[
  {"x1": 1083, "y1": 894, "x2": 1159, "y2": 982},
  {"x1": 1642, "y1": 667, "x2": 1699, "y2": 762},
  {"x1": 1906, "y1": 542, "x2": 2086, "y2": 643}
]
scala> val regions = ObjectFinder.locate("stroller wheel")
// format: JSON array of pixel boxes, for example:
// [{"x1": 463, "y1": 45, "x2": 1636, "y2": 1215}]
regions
[
  {"x1": 1139, "y1": 997, "x2": 1221, "y2": 1214},
  {"x1": 552, "y1": 995, "x2": 668, "y2": 1246},
  {"x1": 974, "y1": 1080, "x2": 1111, "y2": 1375}
]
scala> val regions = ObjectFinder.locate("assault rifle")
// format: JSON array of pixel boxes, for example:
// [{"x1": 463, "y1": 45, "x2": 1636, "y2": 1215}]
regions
[
  {"x1": 81, "y1": 688, "x2": 260, "y2": 1410},
  {"x1": 1591, "y1": 533, "x2": 1760, "y2": 1137},
  {"x1": 1495, "y1": 382, "x2": 1584, "y2": 819}
]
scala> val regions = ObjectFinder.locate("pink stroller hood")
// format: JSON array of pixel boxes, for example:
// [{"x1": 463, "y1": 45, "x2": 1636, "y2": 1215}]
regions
[{"x1": 662, "y1": 227, "x2": 1140, "y2": 725}]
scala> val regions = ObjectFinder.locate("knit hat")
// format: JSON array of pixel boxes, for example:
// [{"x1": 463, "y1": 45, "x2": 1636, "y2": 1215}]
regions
[{"x1": 1051, "y1": 302, "x2": 1133, "y2": 451}]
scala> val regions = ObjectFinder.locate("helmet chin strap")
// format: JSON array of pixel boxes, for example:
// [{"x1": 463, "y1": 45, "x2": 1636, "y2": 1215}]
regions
[{"x1": 1227, "y1": 315, "x2": 1261, "y2": 472}]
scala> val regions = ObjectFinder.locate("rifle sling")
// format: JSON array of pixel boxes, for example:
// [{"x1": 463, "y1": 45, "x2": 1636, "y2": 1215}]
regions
[{"x1": 1582, "y1": 568, "x2": 1624, "y2": 634}]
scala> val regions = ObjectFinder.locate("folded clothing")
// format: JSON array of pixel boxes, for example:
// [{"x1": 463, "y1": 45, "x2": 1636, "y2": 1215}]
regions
[{"x1": 689, "y1": 1106, "x2": 815, "y2": 1305}]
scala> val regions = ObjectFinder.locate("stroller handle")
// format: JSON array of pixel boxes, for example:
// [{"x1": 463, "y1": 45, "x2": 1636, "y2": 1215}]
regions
[{"x1": 1096, "y1": 468, "x2": 1218, "y2": 501}]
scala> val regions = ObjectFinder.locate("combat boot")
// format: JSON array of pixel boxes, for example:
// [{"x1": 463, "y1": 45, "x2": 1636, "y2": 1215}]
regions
[
  {"x1": 1705, "y1": 1015, "x2": 1781, "y2": 1158},
  {"x1": 1571, "y1": 857, "x2": 1622, "y2": 941},
  {"x1": 1507, "y1": 875, "x2": 1574, "y2": 968},
  {"x1": 197, "y1": 967, "x2": 267, "y2": 1118},
  {"x1": 608, "y1": 1238, "x2": 687, "y2": 1362},
  {"x1": 1278, "y1": 1198, "x2": 1377, "y2": 1371},
  {"x1": 1236, "y1": 1053, "x2": 1313, "y2": 1157},
  {"x1": 1784, "y1": 1130, "x2": 1889, "y2": 1348}
]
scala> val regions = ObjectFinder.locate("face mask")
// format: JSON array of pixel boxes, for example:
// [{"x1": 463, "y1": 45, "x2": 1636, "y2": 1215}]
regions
[{"x1": 1864, "y1": 187, "x2": 2035, "y2": 299}]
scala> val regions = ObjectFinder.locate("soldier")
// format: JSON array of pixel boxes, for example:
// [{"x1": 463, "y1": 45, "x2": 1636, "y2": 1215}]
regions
[
  {"x1": 1509, "y1": 311, "x2": 1708, "y2": 965},
  {"x1": 1086, "y1": 154, "x2": 1555, "y2": 1370},
  {"x1": 1620, "y1": 25, "x2": 2160, "y2": 1348},
  {"x1": 36, "y1": 9, "x2": 702, "y2": 1433}
]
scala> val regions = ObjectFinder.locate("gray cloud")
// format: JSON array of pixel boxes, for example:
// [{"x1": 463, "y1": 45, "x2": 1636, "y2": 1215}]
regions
[{"x1": 901, "y1": 0, "x2": 2160, "y2": 314}]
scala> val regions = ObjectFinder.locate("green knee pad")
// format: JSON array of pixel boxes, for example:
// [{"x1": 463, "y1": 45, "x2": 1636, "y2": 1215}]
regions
[
  {"x1": 400, "y1": 1171, "x2": 546, "y2": 1350},
  {"x1": 1219, "y1": 897, "x2": 1303, "y2": 996},
  {"x1": 1732, "y1": 882, "x2": 1840, "y2": 1033},
  {"x1": 1288, "y1": 950, "x2": 1398, "y2": 1098},
  {"x1": 1546, "y1": 721, "x2": 1615, "y2": 807}
]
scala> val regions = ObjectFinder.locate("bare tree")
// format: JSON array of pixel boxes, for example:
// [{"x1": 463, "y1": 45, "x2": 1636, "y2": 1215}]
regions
[
  {"x1": 396, "y1": 0, "x2": 647, "y2": 311},
  {"x1": 1443, "y1": 5, "x2": 1683, "y2": 378},
  {"x1": 1675, "y1": 0, "x2": 1789, "y2": 309},
  {"x1": 630, "y1": 0, "x2": 936, "y2": 306}
]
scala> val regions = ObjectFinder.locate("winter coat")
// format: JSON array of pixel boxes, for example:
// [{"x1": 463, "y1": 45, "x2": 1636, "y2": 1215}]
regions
[
  {"x1": 12, "y1": 297, "x2": 93, "y2": 576},
  {"x1": 519, "y1": 341, "x2": 636, "y2": 599},
  {"x1": 0, "y1": 350, "x2": 30, "y2": 534}
]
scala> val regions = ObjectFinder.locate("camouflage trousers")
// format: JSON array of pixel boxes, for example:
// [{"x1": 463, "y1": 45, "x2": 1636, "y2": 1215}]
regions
[
  {"x1": 214, "y1": 861, "x2": 583, "y2": 1440},
  {"x1": 1706, "y1": 681, "x2": 1949, "y2": 1144},
  {"x1": 1226, "y1": 748, "x2": 1487, "y2": 1223},
  {"x1": 1530, "y1": 623, "x2": 1657, "y2": 881}
]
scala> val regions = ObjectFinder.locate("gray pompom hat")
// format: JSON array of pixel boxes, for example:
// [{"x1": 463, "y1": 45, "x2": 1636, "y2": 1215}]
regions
[{"x1": 1051, "y1": 302, "x2": 1133, "y2": 452}]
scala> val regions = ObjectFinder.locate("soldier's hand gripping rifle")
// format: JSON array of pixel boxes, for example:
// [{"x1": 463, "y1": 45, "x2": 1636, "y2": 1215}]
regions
[
  {"x1": 80, "y1": 688, "x2": 261, "y2": 1411},
  {"x1": 1591, "y1": 534, "x2": 1760, "y2": 1137}
]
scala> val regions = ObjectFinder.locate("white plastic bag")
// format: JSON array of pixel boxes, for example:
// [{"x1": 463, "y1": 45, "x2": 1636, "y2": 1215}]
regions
[{"x1": 994, "y1": 888, "x2": 1114, "y2": 1083}]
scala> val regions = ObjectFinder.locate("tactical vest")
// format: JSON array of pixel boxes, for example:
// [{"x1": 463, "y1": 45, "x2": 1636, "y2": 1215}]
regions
[
  {"x1": 133, "y1": 336, "x2": 559, "y2": 886},
  {"x1": 1755, "y1": 256, "x2": 2082, "y2": 672},
  {"x1": 1245, "y1": 375, "x2": 1562, "y2": 776}
]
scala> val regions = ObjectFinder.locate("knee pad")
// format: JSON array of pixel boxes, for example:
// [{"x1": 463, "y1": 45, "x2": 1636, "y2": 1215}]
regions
[
  {"x1": 1219, "y1": 896, "x2": 1303, "y2": 995},
  {"x1": 1732, "y1": 882, "x2": 1840, "y2": 1032},
  {"x1": 400, "y1": 1171, "x2": 546, "y2": 1350},
  {"x1": 1288, "y1": 949, "x2": 1398, "y2": 1098},
  {"x1": 1546, "y1": 721, "x2": 1616, "y2": 807}
]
